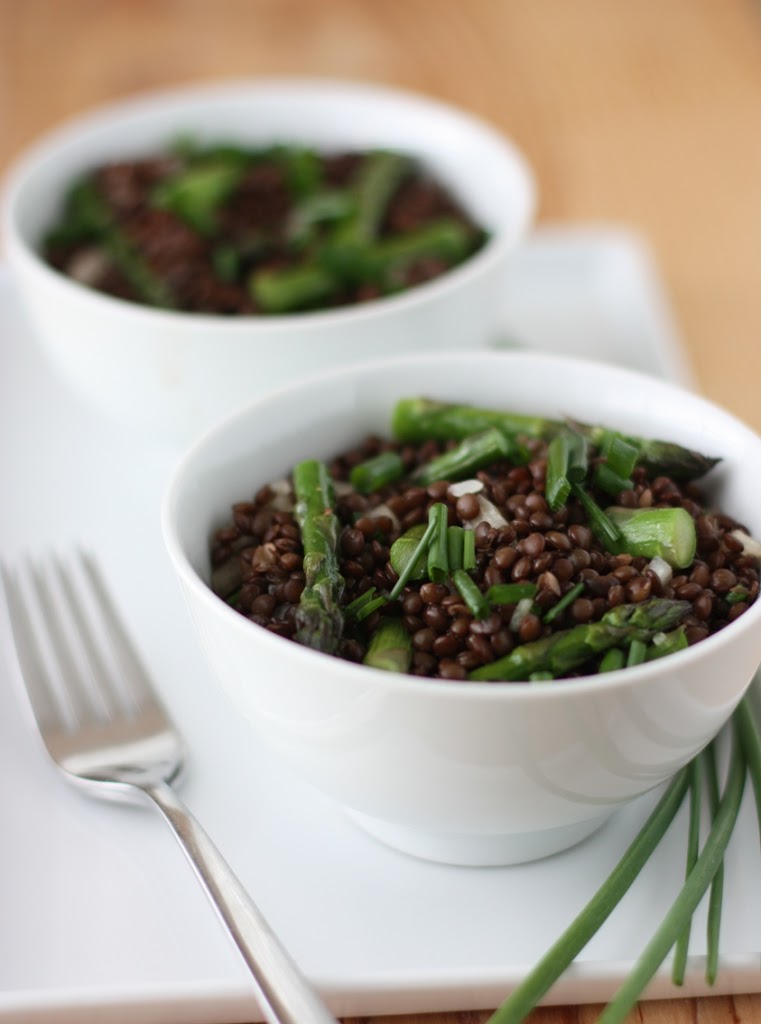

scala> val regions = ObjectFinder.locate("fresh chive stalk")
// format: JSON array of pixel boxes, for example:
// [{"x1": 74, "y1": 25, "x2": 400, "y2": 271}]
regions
[
  {"x1": 453, "y1": 568, "x2": 490, "y2": 619},
  {"x1": 599, "y1": 648, "x2": 625, "y2": 672},
  {"x1": 462, "y1": 529, "x2": 477, "y2": 571},
  {"x1": 412, "y1": 428, "x2": 515, "y2": 486},
  {"x1": 362, "y1": 618, "x2": 413, "y2": 673},
  {"x1": 486, "y1": 582, "x2": 538, "y2": 606},
  {"x1": 626, "y1": 638, "x2": 647, "y2": 667},
  {"x1": 671, "y1": 757, "x2": 703, "y2": 985},
  {"x1": 355, "y1": 594, "x2": 389, "y2": 621},
  {"x1": 250, "y1": 263, "x2": 338, "y2": 313},
  {"x1": 388, "y1": 516, "x2": 438, "y2": 600},
  {"x1": 601, "y1": 431, "x2": 640, "y2": 478},
  {"x1": 447, "y1": 526, "x2": 465, "y2": 572},
  {"x1": 487, "y1": 767, "x2": 691, "y2": 1024},
  {"x1": 389, "y1": 523, "x2": 429, "y2": 585},
  {"x1": 345, "y1": 586, "x2": 379, "y2": 618},
  {"x1": 702, "y1": 742, "x2": 724, "y2": 986},
  {"x1": 545, "y1": 433, "x2": 572, "y2": 511},
  {"x1": 597, "y1": 720, "x2": 745, "y2": 1024},
  {"x1": 470, "y1": 599, "x2": 689, "y2": 681},
  {"x1": 605, "y1": 506, "x2": 697, "y2": 569},
  {"x1": 571, "y1": 483, "x2": 623, "y2": 549},
  {"x1": 737, "y1": 694, "x2": 761, "y2": 831},
  {"x1": 594, "y1": 463, "x2": 634, "y2": 497},
  {"x1": 545, "y1": 429, "x2": 588, "y2": 511},
  {"x1": 349, "y1": 451, "x2": 405, "y2": 494},
  {"x1": 646, "y1": 627, "x2": 688, "y2": 661},
  {"x1": 426, "y1": 503, "x2": 450, "y2": 583},
  {"x1": 543, "y1": 581, "x2": 584, "y2": 623}
]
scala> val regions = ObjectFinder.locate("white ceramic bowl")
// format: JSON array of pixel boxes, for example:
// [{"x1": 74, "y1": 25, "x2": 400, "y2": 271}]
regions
[
  {"x1": 1, "y1": 78, "x2": 535, "y2": 441},
  {"x1": 162, "y1": 350, "x2": 761, "y2": 866}
]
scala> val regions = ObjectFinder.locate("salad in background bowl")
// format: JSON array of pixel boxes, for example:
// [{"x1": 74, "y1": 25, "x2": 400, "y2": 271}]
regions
[{"x1": 1, "y1": 78, "x2": 535, "y2": 440}]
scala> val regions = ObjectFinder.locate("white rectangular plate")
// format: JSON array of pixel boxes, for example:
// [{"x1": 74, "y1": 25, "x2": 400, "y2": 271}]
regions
[{"x1": 1, "y1": 227, "x2": 759, "y2": 1024}]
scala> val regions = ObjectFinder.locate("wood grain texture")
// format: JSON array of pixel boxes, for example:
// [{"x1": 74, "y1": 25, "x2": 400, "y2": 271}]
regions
[{"x1": 3, "y1": 2, "x2": 761, "y2": 1022}]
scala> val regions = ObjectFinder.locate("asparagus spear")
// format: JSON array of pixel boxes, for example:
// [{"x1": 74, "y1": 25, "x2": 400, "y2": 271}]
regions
[
  {"x1": 576, "y1": 423, "x2": 720, "y2": 482},
  {"x1": 292, "y1": 459, "x2": 345, "y2": 653},
  {"x1": 51, "y1": 180, "x2": 175, "y2": 308},
  {"x1": 606, "y1": 506, "x2": 697, "y2": 568},
  {"x1": 469, "y1": 598, "x2": 690, "y2": 681},
  {"x1": 349, "y1": 450, "x2": 405, "y2": 494},
  {"x1": 330, "y1": 150, "x2": 411, "y2": 251},
  {"x1": 355, "y1": 218, "x2": 476, "y2": 286},
  {"x1": 151, "y1": 159, "x2": 246, "y2": 235},
  {"x1": 391, "y1": 399, "x2": 720, "y2": 481},
  {"x1": 250, "y1": 264, "x2": 339, "y2": 313},
  {"x1": 362, "y1": 618, "x2": 413, "y2": 673},
  {"x1": 392, "y1": 397, "x2": 549, "y2": 443},
  {"x1": 412, "y1": 428, "x2": 516, "y2": 486}
]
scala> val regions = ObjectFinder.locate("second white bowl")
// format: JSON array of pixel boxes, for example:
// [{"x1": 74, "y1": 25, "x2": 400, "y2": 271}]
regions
[{"x1": 2, "y1": 78, "x2": 535, "y2": 440}]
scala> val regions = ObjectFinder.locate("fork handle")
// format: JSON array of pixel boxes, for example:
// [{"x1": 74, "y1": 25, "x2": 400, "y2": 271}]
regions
[{"x1": 141, "y1": 780, "x2": 339, "y2": 1024}]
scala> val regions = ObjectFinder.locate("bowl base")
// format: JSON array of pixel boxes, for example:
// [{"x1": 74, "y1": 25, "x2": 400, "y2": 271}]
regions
[{"x1": 345, "y1": 808, "x2": 610, "y2": 866}]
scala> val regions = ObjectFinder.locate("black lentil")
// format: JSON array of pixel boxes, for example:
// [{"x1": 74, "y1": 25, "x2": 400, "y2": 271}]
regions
[{"x1": 210, "y1": 430, "x2": 760, "y2": 681}]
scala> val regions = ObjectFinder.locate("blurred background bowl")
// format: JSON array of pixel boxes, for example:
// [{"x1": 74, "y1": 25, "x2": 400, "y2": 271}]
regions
[
  {"x1": 162, "y1": 349, "x2": 761, "y2": 866},
  {"x1": 1, "y1": 78, "x2": 535, "y2": 442}
]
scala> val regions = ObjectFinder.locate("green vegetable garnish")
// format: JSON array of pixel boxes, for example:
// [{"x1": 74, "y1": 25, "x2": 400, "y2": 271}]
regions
[
  {"x1": 292, "y1": 459, "x2": 345, "y2": 653},
  {"x1": 152, "y1": 160, "x2": 245, "y2": 234},
  {"x1": 487, "y1": 766, "x2": 691, "y2": 1023},
  {"x1": 426, "y1": 503, "x2": 450, "y2": 583},
  {"x1": 486, "y1": 582, "x2": 539, "y2": 606},
  {"x1": 606, "y1": 506, "x2": 697, "y2": 568},
  {"x1": 412, "y1": 428, "x2": 515, "y2": 486},
  {"x1": 362, "y1": 618, "x2": 412, "y2": 673},
  {"x1": 452, "y1": 568, "x2": 490, "y2": 619},
  {"x1": 469, "y1": 599, "x2": 689, "y2": 681},
  {"x1": 391, "y1": 399, "x2": 721, "y2": 481},
  {"x1": 349, "y1": 451, "x2": 405, "y2": 495},
  {"x1": 545, "y1": 429, "x2": 588, "y2": 511},
  {"x1": 389, "y1": 523, "x2": 429, "y2": 587},
  {"x1": 250, "y1": 264, "x2": 339, "y2": 314}
]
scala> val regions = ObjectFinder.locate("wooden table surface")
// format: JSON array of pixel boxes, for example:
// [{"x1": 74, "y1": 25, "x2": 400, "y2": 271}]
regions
[{"x1": 3, "y1": 1, "x2": 761, "y2": 1022}]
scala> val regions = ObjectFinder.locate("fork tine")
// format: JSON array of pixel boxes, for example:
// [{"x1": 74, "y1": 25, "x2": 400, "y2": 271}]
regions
[
  {"x1": 1, "y1": 561, "x2": 73, "y2": 732},
  {"x1": 51, "y1": 553, "x2": 122, "y2": 720},
  {"x1": 76, "y1": 550, "x2": 163, "y2": 715},
  {"x1": 27, "y1": 556, "x2": 110, "y2": 728}
]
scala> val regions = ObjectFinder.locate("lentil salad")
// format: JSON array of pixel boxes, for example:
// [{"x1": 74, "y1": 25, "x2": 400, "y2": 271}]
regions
[
  {"x1": 210, "y1": 398, "x2": 760, "y2": 682},
  {"x1": 43, "y1": 141, "x2": 486, "y2": 315}
]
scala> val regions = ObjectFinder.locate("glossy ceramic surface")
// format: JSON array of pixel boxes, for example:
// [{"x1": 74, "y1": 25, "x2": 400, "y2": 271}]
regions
[
  {"x1": 1, "y1": 78, "x2": 535, "y2": 440},
  {"x1": 163, "y1": 349, "x2": 761, "y2": 865}
]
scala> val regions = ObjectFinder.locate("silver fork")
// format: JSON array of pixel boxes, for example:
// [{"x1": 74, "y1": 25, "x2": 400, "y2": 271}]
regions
[{"x1": 1, "y1": 551, "x2": 338, "y2": 1024}]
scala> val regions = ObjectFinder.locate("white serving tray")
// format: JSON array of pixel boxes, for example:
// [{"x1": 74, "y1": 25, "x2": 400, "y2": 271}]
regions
[{"x1": 1, "y1": 226, "x2": 759, "y2": 1024}]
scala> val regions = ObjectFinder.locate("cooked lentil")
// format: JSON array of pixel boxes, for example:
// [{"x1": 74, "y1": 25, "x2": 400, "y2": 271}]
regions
[
  {"x1": 210, "y1": 431, "x2": 759, "y2": 681},
  {"x1": 43, "y1": 143, "x2": 486, "y2": 315}
]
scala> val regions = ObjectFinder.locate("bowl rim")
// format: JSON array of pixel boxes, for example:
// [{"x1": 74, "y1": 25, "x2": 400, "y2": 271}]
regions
[
  {"x1": 161, "y1": 347, "x2": 761, "y2": 702},
  {"x1": 1, "y1": 75, "x2": 537, "y2": 333}
]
